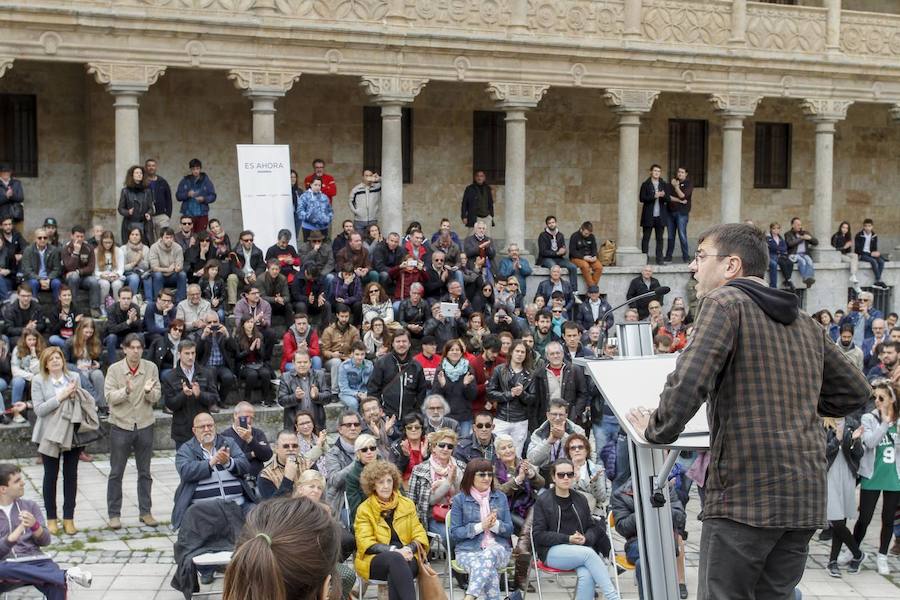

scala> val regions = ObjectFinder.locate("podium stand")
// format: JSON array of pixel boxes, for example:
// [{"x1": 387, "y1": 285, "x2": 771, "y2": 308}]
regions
[{"x1": 577, "y1": 339, "x2": 709, "y2": 600}]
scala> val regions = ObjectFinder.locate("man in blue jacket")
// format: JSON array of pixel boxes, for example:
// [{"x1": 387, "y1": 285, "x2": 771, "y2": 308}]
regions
[{"x1": 176, "y1": 158, "x2": 217, "y2": 233}]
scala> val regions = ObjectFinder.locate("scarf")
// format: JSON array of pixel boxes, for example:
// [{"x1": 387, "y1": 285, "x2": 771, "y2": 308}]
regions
[
  {"x1": 470, "y1": 486, "x2": 495, "y2": 548},
  {"x1": 545, "y1": 228, "x2": 559, "y2": 253},
  {"x1": 441, "y1": 357, "x2": 469, "y2": 383},
  {"x1": 376, "y1": 490, "x2": 400, "y2": 513},
  {"x1": 429, "y1": 455, "x2": 455, "y2": 503}
]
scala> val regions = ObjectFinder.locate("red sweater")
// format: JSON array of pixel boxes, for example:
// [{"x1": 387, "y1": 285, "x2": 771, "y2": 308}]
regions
[
  {"x1": 304, "y1": 173, "x2": 337, "y2": 202},
  {"x1": 414, "y1": 352, "x2": 442, "y2": 387},
  {"x1": 281, "y1": 327, "x2": 321, "y2": 371}
]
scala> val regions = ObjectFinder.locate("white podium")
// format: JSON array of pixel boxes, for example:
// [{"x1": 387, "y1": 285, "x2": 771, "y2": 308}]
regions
[{"x1": 577, "y1": 352, "x2": 709, "y2": 600}]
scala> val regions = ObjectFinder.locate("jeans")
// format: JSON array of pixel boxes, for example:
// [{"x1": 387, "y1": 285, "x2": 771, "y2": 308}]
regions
[
  {"x1": 859, "y1": 253, "x2": 886, "y2": 281},
  {"x1": 0, "y1": 558, "x2": 68, "y2": 600},
  {"x1": 540, "y1": 258, "x2": 579, "y2": 287},
  {"x1": 75, "y1": 367, "x2": 107, "y2": 409},
  {"x1": 0, "y1": 379, "x2": 7, "y2": 410},
  {"x1": 545, "y1": 544, "x2": 620, "y2": 600},
  {"x1": 641, "y1": 216, "x2": 666, "y2": 261},
  {"x1": 592, "y1": 415, "x2": 620, "y2": 464},
  {"x1": 48, "y1": 335, "x2": 68, "y2": 348},
  {"x1": 768, "y1": 256, "x2": 793, "y2": 287},
  {"x1": 28, "y1": 278, "x2": 62, "y2": 301},
  {"x1": 97, "y1": 277, "x2": 124, "y2": 307},
  {"x1": 0, "y1": 275, "x2": 11, "y2": 301},
  {"x1": 665, "y1": 211, "x2": 690, "y2": 261},
  {"x1": 283, "y1": 356, "x2": 323, "y2": 371},
  {"x1": 792, "y1": 254, "x2": 815, "y2": 280},
  {"x1": 457, "y1": 419, "x2": 473, "y2": 439},
  {"x1": 152, "y1": 271, "x2": 187, "y2": 303},
  {"x1": 65, "y1": 272, "x2": 101, "y2": 309},
  {"x1": 107, "y1": 424, "x2": 155, "y2": 518},
  {"x1": 11, "y1": 377, "x2": 28, "y2": 404},
  {"x1": 125, "y1": 272, "x2": 153, "y2": 301}
]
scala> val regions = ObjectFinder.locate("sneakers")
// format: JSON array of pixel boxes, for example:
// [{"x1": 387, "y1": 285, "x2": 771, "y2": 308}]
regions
[
  {"x1": 679, "y1": 582, "x2": 689, "y2": 598},
  {"x1": 108, "y1": 516, "x2": 122, "y2": 530},
  {"x1": 803, "y1": 277, "x2": 816, "y2": 287},
  {"x1": 849, "y1": 274, "x2": 859, "y2": 284},
  {"x1": 66, "y1": 566, "x2": 92, "y2": 588},
  {"x1": 826, "y1": 561, "x2": 841, "y2": 578},
  {"x1": 874, "y1": 280, "x2": 889, "y2": 289},
  {"x1": 847, "y1": 551, "x2": 866, "y2": 574},
  {"x1": 837, "y1": 548, "x2": 853, "y2": 565},
  {"x1": 876, "y1": 553, "x2": 890, "y2": 575},
  {"x1": 12, "y1": 414, "x2": 25, "y2": 424}
]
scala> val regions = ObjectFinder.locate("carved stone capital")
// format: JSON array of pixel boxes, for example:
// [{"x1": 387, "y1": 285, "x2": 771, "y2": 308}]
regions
[
  {"x1": 485, "y1": 82, "x2": 550, "y2": 109},
  {"x1": 0, "y1": 58, "x2": 12, "y2": 79},
  {"x1": 603, "y1": 88, "x2": 660, "y2": 114},
  {"x1": 86, "y1": 62, "x2": 166, "y2": 94},
  {"x1": 359, "y1": 76, "x2": 428, "y2": 104},
  {"x1": 709, "y1": 93, "x2": 762, "y2": 118},
  {"x1": 227, "y1": 69, "x2": 301, "y2": 96},
  {"x1": 800, "y1": 98, "x2": 852, "y2": 122}
]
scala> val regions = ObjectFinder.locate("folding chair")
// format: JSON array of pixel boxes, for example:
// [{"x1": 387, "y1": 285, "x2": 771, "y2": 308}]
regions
[
  {"x1": 191, "y1": 551, "x2": 233, "y2": 598},
  {"x1": 444, "y1": 512, "x2": 513, "y2": 599},
  {"x1": 529, "y1": 521, "x2": 621, "y2": 600},
  {"x1": 607, "y1": 512, "x2": 636, "y2": 573}
]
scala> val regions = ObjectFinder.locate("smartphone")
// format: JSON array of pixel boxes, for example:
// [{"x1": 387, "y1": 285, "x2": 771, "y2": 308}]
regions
[{"x1": 239, "y1": 416, "x2": 249, "y2": 429}]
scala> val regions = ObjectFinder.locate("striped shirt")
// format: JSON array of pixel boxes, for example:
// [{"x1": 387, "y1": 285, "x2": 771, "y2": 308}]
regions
[{"x1": 190, "y1": 445, "x2": 245, "y2": 507}]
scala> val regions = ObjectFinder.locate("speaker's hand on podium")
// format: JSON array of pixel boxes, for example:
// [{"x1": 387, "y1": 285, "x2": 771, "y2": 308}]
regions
[{"x1": 627, "y1": 406, "x2": 653, "y2": 440}]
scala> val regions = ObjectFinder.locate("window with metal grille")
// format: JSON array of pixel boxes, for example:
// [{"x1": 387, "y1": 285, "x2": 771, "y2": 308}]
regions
[
  {"x1": 668, "y1": 119, "x2": 707, "y2": 187},
  {"x1": 754, "y1": 122, "x2": 791, "y2": 189},
  {"x1": 362, "y1": 106, "x2": 413, "y2": 184},
  {"x1": 0, "y1": 94, "x2": 38, "y2": 177},
  {"x1": 472, "y1": 111, "x2": 506, "y2": 185}
]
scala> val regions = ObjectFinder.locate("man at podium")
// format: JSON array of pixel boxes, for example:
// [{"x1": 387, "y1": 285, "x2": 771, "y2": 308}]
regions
[{"x1": 628, "y1": 223, "x2": 870, "y2": 600}]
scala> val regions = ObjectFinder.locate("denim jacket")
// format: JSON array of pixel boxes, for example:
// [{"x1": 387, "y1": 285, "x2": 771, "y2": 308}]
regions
[{"x1": 449, "y1": 489, "x2": 514, "y2": 553}]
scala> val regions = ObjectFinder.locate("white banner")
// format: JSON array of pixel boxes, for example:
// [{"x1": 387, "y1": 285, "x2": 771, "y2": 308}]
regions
[{"x1": 236, "y1": 144, "x2": 295, "y2": 251}]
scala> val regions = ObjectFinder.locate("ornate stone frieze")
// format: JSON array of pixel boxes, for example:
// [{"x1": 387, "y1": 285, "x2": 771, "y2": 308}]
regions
[
  {"x1": 603, "y1": 88, "x2": 659, "y2": 113},
  {"x1": 227, "y1": 69, "x2": 301, "y2": 95},
  {"x1": 841, "y1": 12, "x2": 900, "y2": 58},
  {"x1": 642, "y1": 0, "x2": 730, "y2": 46},
  {"x1": 800, "y1": 98, "x2": 853, "y2": 122},
  {"x1": 709, "y1": 93, "x2": 762, "y2": 118},
  {"x1": 746, "y1": 3, "x2": 826, "y2": 53},
  {"x1": 86, "y1": 62, "x2": 167, "y2": 93},
  {"x1": 527, "y1": 0, "x2": 623, "y2": 38},
  {"x1": 485, "y1": 81, "x2": 549, "y2": 109},
  {"x1": 359, "y1": 76, "x2": 428, "y2": 104},
  {"x1": 0, "y1": 58, "x2": 12, "y2": 79}
]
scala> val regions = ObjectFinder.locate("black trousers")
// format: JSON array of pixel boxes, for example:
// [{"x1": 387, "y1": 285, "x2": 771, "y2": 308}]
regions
[
  {"x1": 369, "y1": 551, "x2": 419, "y2": 600},
  {"x1": 42, "y1": 447, "x2": 82, "y2": 520},
  {"x1": 641, "y1": 216, "x2": 666, "y2": 260},
  {"x1": 853, "y1": 489, "x2": 900, "y2": 554},
  {"x1": 698, "y1": 518, "x2": 813, "y2": 600}
]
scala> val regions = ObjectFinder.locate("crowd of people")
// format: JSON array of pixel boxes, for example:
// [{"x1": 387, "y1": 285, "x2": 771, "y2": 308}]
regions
[{"x1": 0, "y1": 158, "x2": 898, "y2": 599}]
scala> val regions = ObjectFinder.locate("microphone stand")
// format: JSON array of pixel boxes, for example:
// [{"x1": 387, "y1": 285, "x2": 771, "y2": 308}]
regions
[{"x1": 597, "y1": 289, "x2": 666, "y2": 350}]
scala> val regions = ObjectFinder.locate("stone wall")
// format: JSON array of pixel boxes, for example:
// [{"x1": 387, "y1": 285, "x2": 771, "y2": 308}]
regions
[{"x1": 5, "y1": 64, "x2": 900, "y2": 248}]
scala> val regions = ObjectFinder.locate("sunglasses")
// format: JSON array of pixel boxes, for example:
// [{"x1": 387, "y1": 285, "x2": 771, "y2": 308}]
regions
[
  {"x1": 567, "y1": 444, "x2": 586, "y2": 451},
  {"x1": 405, "y1": 425, "x2": 422, "y2": 431},
  {"x1": 36, "y1": 236, "x2": 48, "y2": 240},
  {"x1": 281, "y1": 443, "x2": 299, "y2": 449},
  {"x1": 474, "y1": 423, "x2": 493, "y2": 430},
  {"x1": 241, "y1": 238, "x2": 253, "y2": 243},
  {"x1": 359, "y1": 446, "x2": 378, "y2": 453},
  {"x1": 475, "y1": 471, "x2": 494, "y2": 479},
  {"x1": 555, "y1": 471, "x2": 576, "y2": 479},
  {"x1": 436, "y1": 442, "x2": 455, "y2": 450},
  {"x1": 341, "y1": 422, "x2": 361, "y2": 428},
  {"x1": 181, "y1": 222, "x2": 192, "y2": 226}
]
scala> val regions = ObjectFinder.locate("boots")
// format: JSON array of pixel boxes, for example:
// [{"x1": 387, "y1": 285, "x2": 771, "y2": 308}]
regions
[
  {"x1": 63, "y1": 519, "x2": 77, "y2": 535},
  {"x1": 513, "y1": 552, "x2": 534, "y2": 593},
  {"x1": 46, "y1": 520, "x2": 60, "y2": 535}
]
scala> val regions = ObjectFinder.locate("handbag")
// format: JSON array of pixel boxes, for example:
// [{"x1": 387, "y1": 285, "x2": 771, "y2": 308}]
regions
[
  {"x1": 414, "y1": 541, "x2": 448, "y2": 600},
  {"x1": 431, "y1": 502, "x2": 450, "y2": 523}
]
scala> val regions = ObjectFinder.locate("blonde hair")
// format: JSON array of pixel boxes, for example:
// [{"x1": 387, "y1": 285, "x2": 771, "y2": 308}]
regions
[
  {"x1": 354, "y1": 433, "x2": 377, "y2": 453},
  {"x1": 427, "y1": 428, "x2": 458, "y2": 449}
]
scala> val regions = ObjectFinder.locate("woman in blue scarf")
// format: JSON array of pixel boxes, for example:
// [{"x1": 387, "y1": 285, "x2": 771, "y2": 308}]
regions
[{"x1": 431, "y1": 339, "x2": 477, "y2": 437}]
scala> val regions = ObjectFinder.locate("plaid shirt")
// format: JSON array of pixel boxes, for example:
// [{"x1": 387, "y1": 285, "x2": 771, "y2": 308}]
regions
[{"x1": 646, "y1": 278, "x2": 871, "y2": 529}]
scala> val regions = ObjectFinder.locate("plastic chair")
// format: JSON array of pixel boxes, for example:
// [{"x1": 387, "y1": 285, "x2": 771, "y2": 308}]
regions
[
  {"x1": 191, "y1": 551, "x2": 233, "y2": 598},
  {"x1": 444, "y1": 512, "x2": 513, "y2": 599},
  {"x1": 529, "y1": 528, "x2": 578, "y2": 600},
  {"x1": 608, "y1": 512, "x2": 636, "y2": 572}
]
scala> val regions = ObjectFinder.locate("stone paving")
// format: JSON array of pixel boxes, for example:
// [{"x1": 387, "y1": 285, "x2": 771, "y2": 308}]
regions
[{"x1": 1, "y1": 452, "x2": 898, "y2": 599}]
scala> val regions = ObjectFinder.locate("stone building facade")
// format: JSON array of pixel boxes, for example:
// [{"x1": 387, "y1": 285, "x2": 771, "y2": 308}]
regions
[{"x1": 3, "y1": 0, "x2": 900, "y2": 311}]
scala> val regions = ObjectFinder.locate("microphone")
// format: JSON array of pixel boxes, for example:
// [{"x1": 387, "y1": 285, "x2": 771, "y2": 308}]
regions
[{"x1": 596, "y1": 286, "x2": 671, "y2": 331}]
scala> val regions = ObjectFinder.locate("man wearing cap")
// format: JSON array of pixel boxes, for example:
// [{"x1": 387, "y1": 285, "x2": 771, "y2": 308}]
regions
[
  {"x1": 413, "y1": 335, "x2": 441, "y2": 390},
  {"x1": 297, "y1": 229, "x2": 335, "y2": 284},
  {"x1": 576, "y1": 285, "x2": 614, "y2": 333},
  {"x1": 42, "y1": 218, "x2": 60, "y2": 247},
  {"x1": 0, "y1": 163, "x2": 24, "y2": 228},
  {"x1": 175, "y1": 158, "x2": 217, "y2": 233}
]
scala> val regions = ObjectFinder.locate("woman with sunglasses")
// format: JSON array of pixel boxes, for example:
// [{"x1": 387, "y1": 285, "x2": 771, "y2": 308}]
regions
[
  {"x1": 148, "y1": 318, "x2": 183, "y2": 380},
  {"x1": 344, "y1": 433, "x2": 383, "y2": 525},
  {"x1": 565, "y1": 432, "x2": 610, "y2": 517},
  {"x1": 355, "y1": 461, "x2": 428, "y2": 600},
  {"x1": 362, "y1": 282, "x2": 395, "y2": 327},
  {"x1": 258, "y1": 429, "x2": 308, "y2": 499},
  {"x1": 391, "y1": 413, "x2": 427, "y2": 487},
  {"x1": 409, "y1": 428, "x2": 465, "y2": 537},
  {"x1": 450, "y1": 458, "x2": 515, "y2": 600},
  {"x1": 851, "y1": 379, "x2": 900, "y2": 575},
  {"x1": 295, "y1": 409, "x2": 328, "y2": 472},
  {"x1": 532, "y1": 459, "x2": 619, "y2": 600}
]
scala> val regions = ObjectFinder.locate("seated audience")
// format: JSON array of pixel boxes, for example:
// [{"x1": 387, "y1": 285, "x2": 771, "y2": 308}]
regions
[
  {"x1": 408, "y1": 429, "x2": 465, "y2": 537},
  {"x1": 220, "y1": 402, "x2": 272, "y2": 478},
  {"x1": 785, "y1": 217, "x2": 817, "y2": 287},
  {"x1": 258, "y1": 429, "x2": 306, "y2": 499},
  {"x1": 163, "y1": 340, "x2": 220, "y2": 447},
  {"x1": 278, "y1": 351, "x2": 329, "y2": 430},
  {"x1": 391, "y1": 413, "x2": 427, "y2": 487},
  {"x1": 422, "y1": 394, "x2": 460, "y2": 435},
  {"x1": 234, "y1": 319, "x2": 275, "y2": 405}
]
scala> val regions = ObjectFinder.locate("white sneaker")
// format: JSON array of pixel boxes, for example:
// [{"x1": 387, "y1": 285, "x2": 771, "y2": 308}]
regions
[
  {"x1": 66, "y1": 566, "x2": 93, "y2": 588},
  {"x1": 849, "y1": 275, "x2": 859, "y2": 284},
  {"x1": 876, "y1": 553, "x2": 890, "y2": 575},
  {"x1": 837, "y1": 548, "x2": 854, "y2": 565}
]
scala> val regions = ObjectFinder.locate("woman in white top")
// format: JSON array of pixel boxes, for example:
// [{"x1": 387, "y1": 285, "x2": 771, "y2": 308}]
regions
[{"x1": 94, "y1": 230, "x2": 125, "y2": 311}]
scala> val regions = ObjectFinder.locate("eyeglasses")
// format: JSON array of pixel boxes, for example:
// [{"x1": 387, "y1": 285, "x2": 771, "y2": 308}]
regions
[
  {"x1": 693, "y1": 250, "x2": 730, "y2": 262},
  {"x1": 241, "y1": 238, "x2": 253, "y2": 243},
  {"x1": 359, "y1": 446, "x2": 378, "y2": 453},
  {"x1": 552, "y1": 309, "x2": 564, "y2": 314},
  {"x1": 36, "y1": 236, "x2": 47, "y2": 240},
  {"x1": 435, "y1": 442, "x2": 455, "y2": 450},
  {"x1": 555, "y1": 471, "x2": 576, "y2": 479},
  {"x1": 172, "y1": 327, "x2": 184, "y2": 332},
  {"x1": 405, "y1": 425, "x2": 422, "y2": 431},
  {"x1": 341, "y1": 422, "x2": 361, "y2": 428},
  {"x1": 475, "y1": 471, "x2": 494, "y2": 479},
  {"x1": 474, "y1": 423, "x2": 493, "y2": 430},
  {"x1": 281, "y1": 443, "x2": 299, "y2": 449},
  {"x1": 567, "y1": 444, "x2": 586, "y2": 451}
]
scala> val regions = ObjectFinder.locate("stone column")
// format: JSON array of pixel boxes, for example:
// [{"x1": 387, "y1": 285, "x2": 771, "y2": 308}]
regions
[
  {"x1": 825, "y1": 0, "x2": 841, "y2": 52},
  {"x1": 510, "y1": 0, "x2": 529, "y2": 34},
  {"x1": 360, "y1": 76, "x2": 428, "y2": 234},
  {"x1": 801, "y1": 98, "x2": 852, "y2": 263},
  {"x1": 624, "y1": 0, "x2": 643, "y2": 39},
  {"x1": 485, "y1": 82, "x2": 550, "y2": 252},
  {"x1": 87, "y1": 63, "x2": 166, "y2": 207},
  {"x1": 730, "y1": 0, "x2": 747, "y2": 45},
  {"x1": 709, "y1": 94, "x2": 762, "y2": 224},
  {"x1": 604, "y1": 88, "x2": 660, "y2": 266},
  {"x1": 228, "y1": 70, "x2": 301, "y2": 145}
]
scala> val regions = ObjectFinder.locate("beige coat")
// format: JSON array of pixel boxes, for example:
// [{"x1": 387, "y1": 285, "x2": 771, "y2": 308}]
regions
[{"x1": 104, "y1": 359, "x2": 162, "y2": 431}]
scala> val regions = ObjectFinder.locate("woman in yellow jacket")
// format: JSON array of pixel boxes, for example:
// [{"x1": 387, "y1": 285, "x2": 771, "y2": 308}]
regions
[{"x1": 354, "y1": 461, "x2": 428, "y2": 600}]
